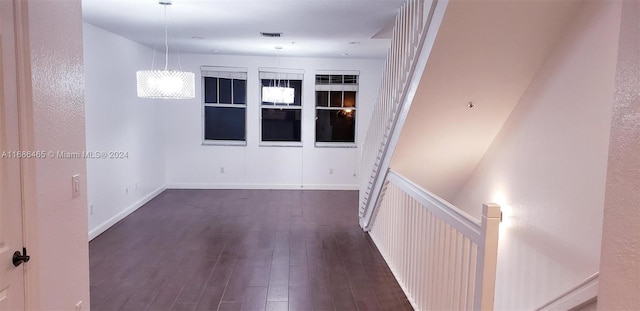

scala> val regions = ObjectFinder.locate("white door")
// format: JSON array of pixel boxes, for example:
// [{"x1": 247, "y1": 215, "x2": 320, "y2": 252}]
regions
[{"x1": 0, "y1": 0, "x2": 26, "y2": 309}]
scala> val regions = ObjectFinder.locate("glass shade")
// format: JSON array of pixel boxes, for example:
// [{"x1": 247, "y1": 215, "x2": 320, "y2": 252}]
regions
[
  {"x1": 262, "y1": 86, "x2": 295, "y2": 104},
  {"x1": 136, "y1": 70, "x2": 195, "y2": 99}
]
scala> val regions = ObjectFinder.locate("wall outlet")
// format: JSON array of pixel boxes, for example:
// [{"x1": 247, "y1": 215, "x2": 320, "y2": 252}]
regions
[
  {"x1": 220, "y1": 167, "x2": 225, "y2": 174},
  {"x1": 329, "y1": 168, "x2": 334, "y2": 175},
  {"x1": 89, "y1": 205, "x2": 94, "y2": 215}
]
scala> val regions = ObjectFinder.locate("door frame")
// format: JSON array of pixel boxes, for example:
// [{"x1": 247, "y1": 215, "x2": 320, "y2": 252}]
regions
[{"x1": 11, "y1": 0, "x2": 38, "y2": 309}]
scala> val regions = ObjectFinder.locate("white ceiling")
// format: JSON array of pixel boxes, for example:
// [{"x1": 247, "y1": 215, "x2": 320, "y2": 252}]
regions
[
  {"x1": 81, "y1": 0, "x2": 406, "y2": 59},
  {"x1": 391, "y1": 0, "x2": 583, "y2": 202}
]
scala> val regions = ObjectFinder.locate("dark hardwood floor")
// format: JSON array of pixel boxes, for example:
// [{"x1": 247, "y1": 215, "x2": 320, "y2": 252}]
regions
[{"x1": 90, "y1": 189, "x2": 412, "y2": 311}]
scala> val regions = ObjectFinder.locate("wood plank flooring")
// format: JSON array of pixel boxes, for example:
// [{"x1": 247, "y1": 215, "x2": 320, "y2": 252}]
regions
[{"x1": 90, "y1": 190, "x2": 412, "y2": 311}]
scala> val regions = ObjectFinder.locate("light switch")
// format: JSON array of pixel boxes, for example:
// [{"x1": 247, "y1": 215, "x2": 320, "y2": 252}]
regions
[{"x1": 72, "y1": 174, "x2": 80, "y2": 198}]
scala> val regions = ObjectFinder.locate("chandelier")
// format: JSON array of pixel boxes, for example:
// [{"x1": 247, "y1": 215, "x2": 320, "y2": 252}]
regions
[
  {"x1": 262, "y1": 83, "x2": 295, "y2": 104},
  {"x1": 136, "y1": 0, "x2": 195, "y2": 99},
  {"x1": 262, "y1": 47, "x2": 295, "y2": 104}
]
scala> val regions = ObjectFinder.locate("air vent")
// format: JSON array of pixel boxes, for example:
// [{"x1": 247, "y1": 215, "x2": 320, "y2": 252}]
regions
[{"x1": 260, "y1": 32, "x2": 283, "y2": 38}]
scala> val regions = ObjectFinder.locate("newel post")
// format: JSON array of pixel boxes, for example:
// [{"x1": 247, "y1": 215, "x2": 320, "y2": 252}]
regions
[{"x1": 473, "y1": 203, "x2": 501, "y2": 310}]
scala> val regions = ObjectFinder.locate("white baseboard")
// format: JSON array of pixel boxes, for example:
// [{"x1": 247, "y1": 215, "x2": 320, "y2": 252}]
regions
[
  {"x1": 536, "y1": 272, "x2": 599, "y2": 311},
  {"x1": 369, "y1": 232, "x2": 420, "y2": 311},
  {"x1": 88, "y1": 185, "x2": 166, "y2": 241},
  {"x1": 167, "y1": 183, "x2": 358, "y2": 191}
]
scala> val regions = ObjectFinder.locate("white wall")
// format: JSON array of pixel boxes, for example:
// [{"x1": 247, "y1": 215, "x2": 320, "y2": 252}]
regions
[
  {"x1": 390, "y1": 0, "x2": 580, "y2": 201},
  {"x1": 164, "y1": 54, "x2": 383, "y2": 189},
  {"x1": 451, "y1": 1, "x2": 621, "y2": 310},
  {"x1": 83, "y1": 23, "x2": 167, "y2": 239}
]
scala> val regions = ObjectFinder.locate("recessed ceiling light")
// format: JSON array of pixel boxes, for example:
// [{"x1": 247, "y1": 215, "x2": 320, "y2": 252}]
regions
[
  {"x1": 348, "y1": 41, "x2": 360, "y2": 45},
  {"x1": 210, "y1": 49, "x2": 219, "y2": 53},
  {"x1": 467, "y1": 101, "x2": 476, "y2": 109},
  {"x1": 340, "y1": 53, "x2": 349, "y2": 56},
  {"x1": 192, "y1": 36, "x2": 205, "y2": 40},
  {"x1": 275, "y1": 46, "x2": 283, "y2": 50}
]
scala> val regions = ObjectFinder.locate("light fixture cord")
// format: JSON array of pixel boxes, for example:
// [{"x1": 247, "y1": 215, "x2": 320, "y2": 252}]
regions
[
  {"x1": 164, "y1": 4, "x2": 169, "y2": 70},
  {"x1": 276, "y1": 48, "x2": 282, "y2": 98},
  {"x1": 151, "y1": 48, "x2": 156, "y2": 69},
  {"x1": 167, "y1": 4, "x2": 184, "y2": 71}
]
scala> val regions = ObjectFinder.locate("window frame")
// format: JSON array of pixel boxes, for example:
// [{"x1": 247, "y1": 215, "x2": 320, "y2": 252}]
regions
[
  {"x1": 258, "y1": 68, "x2": 305, "y2": 147},
  {"x1": 314, "y1": 71, "x2": 359, "y2": 148},
  {"x1": 201, "y1": 66, "x2": 248, "y2": 146}
]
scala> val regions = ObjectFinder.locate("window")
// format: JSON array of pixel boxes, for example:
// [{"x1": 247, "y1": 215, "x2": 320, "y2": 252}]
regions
[
  {"x1": 202, "y1": 67, "x2": 247, "y2": 144},
  {"x1": 315, "y1": 73, "x2": 358, "y2": 145},
  {"x1": 260, "y1": 70, "x2": 304, "y2": 144}
]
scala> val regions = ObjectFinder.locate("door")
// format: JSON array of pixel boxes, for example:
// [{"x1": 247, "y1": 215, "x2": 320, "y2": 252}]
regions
[{"x1": 0, "y1": 0, "x2": 26, "y2": 309}]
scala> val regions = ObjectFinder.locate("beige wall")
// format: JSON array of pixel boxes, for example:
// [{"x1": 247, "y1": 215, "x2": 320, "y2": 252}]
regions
[
  {"x1": 390, "y1": 0, "x2": 580, "y2": 201},
  {"x1": 598, "y1": 0, "x2": 640, "y2": 309},
  {"x1": 20, "y1": 0, "x2": 90, "y2": 309},
  {"x1": 450, "y1": 1, "x2": 621, "y2": 309}
]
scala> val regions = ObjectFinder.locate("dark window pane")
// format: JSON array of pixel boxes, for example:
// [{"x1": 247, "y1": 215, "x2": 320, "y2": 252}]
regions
[
  {"x1": 316, "y1": 75, "x2": 330, "y2": 85},
  {"x1": 290, "y1": 80, "x2": 302, "y2": 106},
  {"x1": 330, "y1": 91, "x2": 342, "y2": 107},
  {"x1": 316, "y1": 109, "x2": 356, "y2": 143},
  {"x1": 204, "y1": 77, "x2": 218, "y2": 103},
  {"x1": 344, "y1": 91, "x2": 356, "y2": 107},
  {"x1": 343, "y1": 75, "x2": 358, "y2": 84},
  {"x1": 204, "y1": 106, "x2": 246, "y2": 141},
  {"x1": 330, "y1": 75, "x2": 343, "y2": 84},
  {"x1": 316, "y1": 91, "x2": 329, "y2": 107},
  {"x1": 233, "y1": 79, "x2": 246, "y2": 104},
  {"x1": 262, "y1": 108, "x2": 301, "y2": 142},
  {"x1": 218, "y1": 78, "x2": 232, "y2": 104}
]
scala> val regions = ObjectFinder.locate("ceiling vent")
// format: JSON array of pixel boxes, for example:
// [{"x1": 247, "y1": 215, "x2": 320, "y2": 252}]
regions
[{"x1": 260, "y1": 32, "x2": 283, "y2": 38}]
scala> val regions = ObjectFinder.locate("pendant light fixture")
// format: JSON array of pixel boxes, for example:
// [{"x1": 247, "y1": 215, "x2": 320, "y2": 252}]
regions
[
  {"x1": 262, "y1": 47, "x2": 295, "y2": 104},
  {"x1": 136, "y1": 0, "x2": 195, "y2": 99}
]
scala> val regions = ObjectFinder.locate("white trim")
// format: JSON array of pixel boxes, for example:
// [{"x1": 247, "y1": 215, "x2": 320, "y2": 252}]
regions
[
  {"x1": 14, "y1": 0, "x2": 41, "y2": 308},
  {"x1": 316, "y1": 70, "x2": 360, "y2": 76},
  {"x1": 386, "y1": 169, "x2": 482, "y2": 243},
  {"x1": 369, "y1": 232, "x2": 420, "y2": 311},
  {"x1": 259, "y1": 141, "x2": 303, "y2": 147},
  {"x1": 88, "y1": 185, "x2": 166, "y2": 241},
  {"x1": 200, "y1": 65, "x2": 248, "y2": 73},
  {"x1": 167, "y1": 183, "x2": 358, "y2": 191},
  {"x1": 202, "y1": 141, "x2": 247, "y2": 146},
  {"x1": 261, "y1": 105, "x2": 302, "y2": 109},
  {"x1": 258, "y1": 67, "x2": 305, "y2": 76},
  {"x1": 360, "y1": 0, "x2": 448, "y2": 231},
  {"x1": 536, "y1": 273, "x2": 599, "y2": 311},
  {"x1": 315, "y1": 85, "x2": 359, "y2": 92},
  {"x1": 203, "y1": 103, "x2": 245, "y2": 108},
  {"x1": 316, "y1": 107, "x2": 356, "y2": 111},
  {"x1": 315, "y1": 142, "x2": 357, "y2": 148},
  {"x1": 201, "y1": 70, "x2": 247, "y2": 80}
]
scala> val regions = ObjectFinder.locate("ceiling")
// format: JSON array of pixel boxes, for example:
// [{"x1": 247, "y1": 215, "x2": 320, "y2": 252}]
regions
[
  {"x1": 391, "y1": 0, "x2": 583, "y2": 202},
  {"x1": 81, "y1": 0, "x2": 406, "y2": 59}
]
